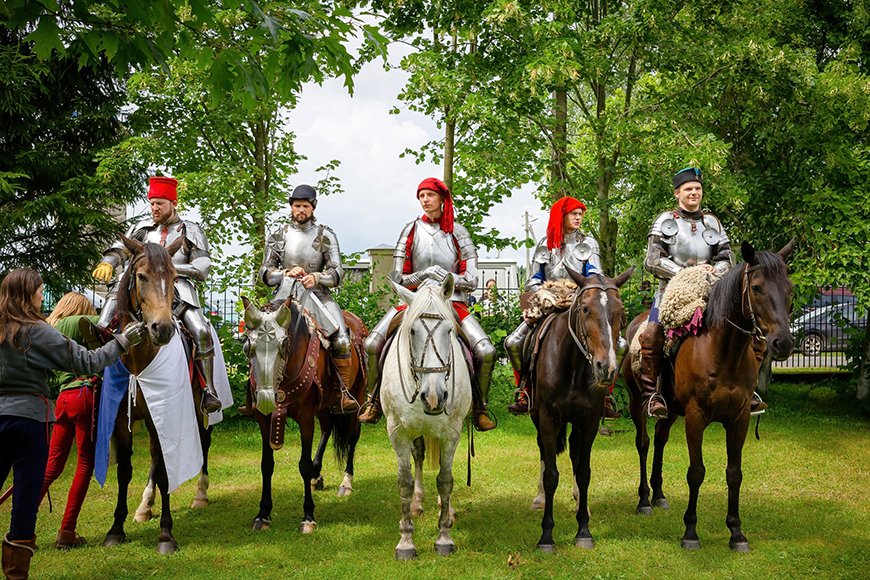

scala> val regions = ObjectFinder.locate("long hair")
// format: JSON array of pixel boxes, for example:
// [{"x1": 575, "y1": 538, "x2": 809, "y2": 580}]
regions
[
  {"x1": 0, "y1": 268, "x2": 46, "y2": 347},
  {"x1": 46, "y1": 292, "x2": 97, "y2": 327}
]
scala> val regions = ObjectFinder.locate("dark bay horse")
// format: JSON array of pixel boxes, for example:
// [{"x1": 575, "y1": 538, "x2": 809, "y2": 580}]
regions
[
  {"x1": 621, "y1": 240, "x2": 794, "y2": 551},
  {"x1": 241, "y1": 295, "x2": 367, "y2": 533},
  {"x1": 530, "y1": 267, "x2": 634, "y2": 553},
  {"x1": 102, "y1": 235, "x2": 214, "y2": 554}
]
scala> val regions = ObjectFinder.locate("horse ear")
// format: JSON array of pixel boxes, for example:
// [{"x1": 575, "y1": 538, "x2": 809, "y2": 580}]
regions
[
  {"x1": 243, "y1": 299, "x2": 263, "y2": 329},
  {"x1": 389, "y1": 278, "x2": 416, "y2": 307},
  {"x1": 566, "y1": 266, "x2": 588, "y2": 287},
  {"x1": 164, "y1": 236, "x2": 184, "y2": 257},
  {"x1": 741, "y1": 241, "x2": 757, "y2": 266},
  {"x1": 121, "y1": 234, "x2": 143, "y2": 255},
  {"x1": 777, "y1": 237, "x2": 796, "y2": 262},
  {"x1": 441, "y1": 273, "x2": 455, "y2": 301},
  {"x1": 241, "y1": 296, "x2": 251, "y2": 310},
  {"x1": 612, "y1": 266, "x2": 635, "y2": 289}
]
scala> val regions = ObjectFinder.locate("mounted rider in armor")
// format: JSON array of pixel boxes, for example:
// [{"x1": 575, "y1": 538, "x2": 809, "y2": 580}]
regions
[
  {"x1": 256, "y1": 184, "x2": 358, "y2": 413},
  {"x1": 358, "y1": 178, "x2": 497, "y2": 431},
  {"x1": 90, "y1": 176, "x2": 222, "y2": 415},
  {"x1": 504, "y1": 196, "x2": 607, "y2": 415}
]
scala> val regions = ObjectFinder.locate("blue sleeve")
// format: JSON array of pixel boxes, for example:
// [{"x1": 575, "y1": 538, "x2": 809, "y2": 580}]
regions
[
  {"x1": 583, "y1": 261, "x2": 600, "y2": 276},
  {"x1": 531, "y1": 265, "x2": 546, "y2": 283}
]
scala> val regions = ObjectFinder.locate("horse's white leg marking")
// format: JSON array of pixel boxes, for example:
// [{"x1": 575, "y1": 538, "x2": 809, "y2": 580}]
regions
[
  {"x1": 531, "y1": 460, "x2": 546, "y2": 510},
  {"x1": 600, "y1": 293, "x2": 617, "y2": 374},
  {"x1": 337, "y1": 472, "x2": 353, "y2": 497},
  {"x1": 191, "y1": 471, "x2": 209, "y2": 509},
  {"x1": 134, "y1": 477, "x2": 156, "y2": 522},
  {"x1": 391, "y1": 435, "x2": 417, "y2": 560}
]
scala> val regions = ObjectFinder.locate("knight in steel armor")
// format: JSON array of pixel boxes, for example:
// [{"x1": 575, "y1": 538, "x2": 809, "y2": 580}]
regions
[
  {"x1": 90, "y1": 176, "x2": 222, "y2": 415},
  {"x1": 504, "y1": 196, "x2": 604, "y2": 415},
  {"x1": 639, "y1": 167, "x2": 754, "y2": 418},
  {"x1": 255, "y1": 184, "x2": 357, "y2": 413},
  {"x1": 357, "y1": 178, "x2": 497, "y2": 431}
]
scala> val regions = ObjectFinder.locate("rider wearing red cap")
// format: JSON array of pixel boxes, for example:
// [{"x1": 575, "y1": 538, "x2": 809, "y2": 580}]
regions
[
  {"x1": 90, "y1": 176, "x2": 222, "y2": 416},
  {"x1": 358, "y1": 178, "x2": 497, "y2": 431}
]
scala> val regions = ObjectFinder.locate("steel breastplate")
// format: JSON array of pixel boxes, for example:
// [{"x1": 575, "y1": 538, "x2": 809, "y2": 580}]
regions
[
  {"x1": 140, "y1": 222, "x2": 191, "y2": 266},
  {"x1": 280, "y1": 224, "x2": 326, "y2": 274},
  {"x1": 410, "y1": 221, "x2": 459, "y2": 274},
  {"x1": 546, "y1": 233, "x2": 592, "y2": 281},
  {"x1": 661, "y1": 214, "x2": 719, "y2": 268}
]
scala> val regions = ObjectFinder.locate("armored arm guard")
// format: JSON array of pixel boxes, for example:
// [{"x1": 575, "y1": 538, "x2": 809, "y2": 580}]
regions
[
  {"x1": 259, "y1": 229, "x2": 285, "y2": 287},
  {"x1": 390, "y1": 222, "x2": 426, "y2": 289},
  {"x1": 645, "y1": 212, "x2": 682, "y2": 279},
  {"x1": 706, "y1": 215, "x2": 734, "y2": 275},
  {"x1": 100, "y1": 220, "x2": 149, "y2": 269},
  {"x1": 316, "y1": 226, "x2": 344, "y2": 288},
  {"x1": 174, "y1": 221, "x2": 210, "y2": 282},
  {"x1": 524, "y1": 238, "x2": 550, "y2": 292},
  {"x1": 451, "y1": 224, "x2": 479, "y2": 293},
  {"x1": 585, "y1": 236, "x2": 603, "y2": 275}
]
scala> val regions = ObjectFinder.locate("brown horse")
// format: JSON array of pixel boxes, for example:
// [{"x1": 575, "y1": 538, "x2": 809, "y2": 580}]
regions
[
  {"x1": 100, "y1": 235, "x2": 213, "y2": 554},
  {"x1": 530, "y1": 267, "x2": 634, "y2": 553},
  {"x1": 622, "y1": 240, "x2": 794, "y2": 551},
  {"x1": 241, "y1": 295, "x2": 367, "y2": 533}
]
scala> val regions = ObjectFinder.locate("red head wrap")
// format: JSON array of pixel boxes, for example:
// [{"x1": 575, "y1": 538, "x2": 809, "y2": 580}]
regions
[
  {"x1": 148, "y1": 176, "x2": 178, "y2": 203},
  {"x1": 417, "y1": 177, "x2": 454, "y2": 234},
  {"x1": 546, "y1": 196, "x2": 587, "y2": 251}
]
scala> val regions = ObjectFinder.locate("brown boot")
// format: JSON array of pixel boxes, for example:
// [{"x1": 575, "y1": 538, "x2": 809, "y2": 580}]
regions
[
  {"x1": 473, "y1": 408, "x2": 496, "y2": 431},
  {"x1": 358, "y1": 393, "x2": 382, "y2": 424},
  {"x1": 55, "y1": 529, "x2": 86, "y2": 550},
  {"x1": 603, "y1": 396, "x2": 620, "y2": 420},
  {"x1": 507, "y1": 387, "x2": 531, "y2": 415},
  {"x1": 639, "y1": 322, "x2": 668, "y2": 419},
  {"x1": 334, "y1": 356, "x2": 359, "y2": 413},
  {"x1": 750, "y1": 392, "x2": 768, "y2": 415},
  {"x1": 3, "y1": 535, "x2": 36, "y2": 580}
]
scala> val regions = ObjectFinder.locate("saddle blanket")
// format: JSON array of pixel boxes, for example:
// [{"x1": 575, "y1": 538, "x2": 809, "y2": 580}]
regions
[{"x1": 95, "y1": 331, "x2": 203, "y2": 493}]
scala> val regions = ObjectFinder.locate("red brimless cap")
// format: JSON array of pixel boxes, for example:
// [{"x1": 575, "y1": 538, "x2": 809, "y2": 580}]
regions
[{"x1": 148, "y1": 176, "x2": 178, "y2": 202}]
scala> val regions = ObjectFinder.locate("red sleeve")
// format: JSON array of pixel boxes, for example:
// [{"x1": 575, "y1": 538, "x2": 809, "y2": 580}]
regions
[
  {"x1": 453, "y1": 234, "x2": 467, "y2": 275},
  {"x1": 402, "y1": 223, "x2": 416, "y2": 275}
]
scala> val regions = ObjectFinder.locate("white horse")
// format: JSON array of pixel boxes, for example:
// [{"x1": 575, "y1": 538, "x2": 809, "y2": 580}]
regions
[{"x1": 382, "y1": 275, "x2": 473, "y2": 560}]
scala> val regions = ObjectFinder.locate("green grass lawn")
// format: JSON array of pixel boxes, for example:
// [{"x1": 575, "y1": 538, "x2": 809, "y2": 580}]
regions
[{"x1": 12, "y1": 381, "x2": 870, "y2": 579}]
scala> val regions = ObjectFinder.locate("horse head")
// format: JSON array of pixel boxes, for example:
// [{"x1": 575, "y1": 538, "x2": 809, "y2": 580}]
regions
[
  {"x1": 116, "y1": 234, "x2": 180, "y2": 346},
  {"x1": 390, "y1": 275, "x2": 460, "y2": 416},
  {"x1": 567, "y1": 266, "x2": 635, "y2": 386},
  {"x1": 740, "y1": 238, "x2": 795, "y2": 360},
  {"x1": 241, "y1": 296, "x2": 297, "y2": 415}
]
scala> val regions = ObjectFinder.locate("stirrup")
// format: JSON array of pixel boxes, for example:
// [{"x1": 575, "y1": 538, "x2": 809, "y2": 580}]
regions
[
  {"x1": 646, "y1": 393, "x2": 669, "y2": 419},
  {"x1": 750, "y1": 392, "x2": 767, "y2": 416},
  {"x1": 339, "y1": 389, "x2": 360, "y2": 414},
  {"x1": 358, "y1": 397, "x2": 382, "y2": 424},
  {"x1": 603, "y1": 395, "x2": 620, "y2": 421},
  {"x1": 201, "y1": 390, "x2": 222, "y2": 415},
  {"x1": 507, "y1": 390, "x2": 530, "y2": 415},
  {"x1": 473, "y1": 407, "x2": 497, "y2": 432}
]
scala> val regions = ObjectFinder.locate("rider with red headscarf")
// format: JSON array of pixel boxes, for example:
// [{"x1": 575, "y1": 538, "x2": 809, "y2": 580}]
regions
[
  {"x1": 505, "y1": 196, "x2": 603, "y2": 415},
  {"x1": 358, "y1": 178, "x2": 497, "y2": 431}
]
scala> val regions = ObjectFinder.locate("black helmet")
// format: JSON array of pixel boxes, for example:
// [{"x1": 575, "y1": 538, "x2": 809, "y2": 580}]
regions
[{"x1": 289, "y1": 184, "x2": 317, "y2": 208}]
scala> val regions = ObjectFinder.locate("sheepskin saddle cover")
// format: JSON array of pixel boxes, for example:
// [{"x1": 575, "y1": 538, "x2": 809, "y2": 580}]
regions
[
  {"x1": 521, "y1": 279, "x2": 577, "y2": 322},
  {"x1": 657, "y1": 266, "x2": 721, "y2": 331}
]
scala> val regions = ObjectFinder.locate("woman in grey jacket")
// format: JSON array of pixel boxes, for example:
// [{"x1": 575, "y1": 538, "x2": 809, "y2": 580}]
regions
[{"x1": 0, "y1": 268, "x2": 144, "y2": 579}]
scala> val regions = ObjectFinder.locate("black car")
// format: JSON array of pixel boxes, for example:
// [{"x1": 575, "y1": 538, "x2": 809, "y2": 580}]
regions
[{"x1": 790, "y1": 303, "x2": 868, "y2": 356}]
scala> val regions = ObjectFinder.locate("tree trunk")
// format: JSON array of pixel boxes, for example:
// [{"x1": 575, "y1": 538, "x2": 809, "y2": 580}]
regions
[
  {"x1": 856, "y1": 325, "x2": 870, "y2": 400},
  {"x1": 444, "y1": 116, "x2": 455, "y2": 192},
  {"x1": 551, "y1": 88, "x2": 568, "y2": 203}
]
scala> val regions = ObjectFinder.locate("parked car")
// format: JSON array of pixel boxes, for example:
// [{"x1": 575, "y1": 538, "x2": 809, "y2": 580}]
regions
[{"x1": 790, "y1": 303, "x2": 868, "y2": 356}]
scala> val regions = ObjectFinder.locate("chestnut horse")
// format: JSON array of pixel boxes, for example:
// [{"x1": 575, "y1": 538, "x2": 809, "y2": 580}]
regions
[
  {"x1": 621, "y1": 240, "x2": 794, "y2": 551},
  {"x1": 100, "y1": 236, "x2": 214, "y2": 554},
  {"x1": 530, "y1": 267, "x2": 633, "y2": 553},
  {"x1": 241, "y1": 295, "x2": 367, "y2": 533}
]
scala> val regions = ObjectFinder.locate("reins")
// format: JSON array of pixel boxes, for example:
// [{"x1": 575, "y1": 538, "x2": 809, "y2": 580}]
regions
[
  {"x1": 568, "y1": 283, "x2": 619, "y2": 363},
  {"x1": 397, "y1": 311, "x2": 457, "y2": 415}
]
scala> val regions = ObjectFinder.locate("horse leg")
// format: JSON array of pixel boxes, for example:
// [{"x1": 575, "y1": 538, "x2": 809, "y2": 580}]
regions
[
  {"x1": 629, "y1": 384, "x2": 652, "y2": 515},
  {"x1": 536, "y1": 416, "x2": 561, "y2": 553},
  {"x1": 191, "y1": 425, "x2": 212, "y2": 509},
  {"x1": 650, "y1": 415, "x2": 677, "y2": 510},
  {"x1": 153, "y1": 453, "x2": 177, "y2": 555},
  {"x1": 569, "y1": 420, "x2": 598, "y2": 549},
  {"x1": 724, "y1": 417, "x2": 751, "y2": 552},
  {"x1": 311, "y1": 414, "x2": 332, "y2": 492},
  {"x1": 134, "y1": 461, "x2": 157, "y2": 523},
  {"x1": 392, "y1": 436, "x2": 417, "y2": 560},
  {"x1": 298, "y1": 414, "x2": 318, "y2": 534},
  {"x1": 434, "y1": 435, "x2": 460, "y2": 556},
  {"x1": 410, "y1": 437, "x2": 425, "y2": 516},
  {"x1": 103, "y1": 421, "x2": 133, "y2": 547},
  {"x1": 253, "y1": 414, "x2": 273, "y2": 531},
  {"x1": 531, "y1": 422, "x2": 546, "y2": 510},
  {"x1": 681, "y1": 414, "x2": 707, "y2": 550},
  {"x1": 338, "y1": 416, "x2": 360, "y2": 498}
]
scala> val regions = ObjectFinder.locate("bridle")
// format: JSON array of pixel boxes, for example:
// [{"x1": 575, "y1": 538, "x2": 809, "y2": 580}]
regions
[
  {"x1": 725, "y1": 263, "x2": 766, "y2": 341},
  {"x1": 397, "y1": 311, "x2": 457, "y2": 415},
  {"x1": 568, "y1": 282, "x2": 620, "y2": 363},
  {"x1": 123, "y1": 254, "x2": 147, "y2": 324}
]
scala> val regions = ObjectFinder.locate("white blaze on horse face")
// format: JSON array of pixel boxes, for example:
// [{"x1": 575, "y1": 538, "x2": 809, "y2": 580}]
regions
[{"x1": 599, "y1": 292, "x2": 618, "y2": 374}]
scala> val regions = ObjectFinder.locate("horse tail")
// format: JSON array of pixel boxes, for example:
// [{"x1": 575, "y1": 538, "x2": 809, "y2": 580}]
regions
[
  {"x1": 557, "y1": 424, "x2": 568, "y2": 456},
  {"x1": 330, "y1": 413, "x2": 353, "y2": 466},
  {"x1": 425, "y1": 436, "x2": 441, "y2": 469}
]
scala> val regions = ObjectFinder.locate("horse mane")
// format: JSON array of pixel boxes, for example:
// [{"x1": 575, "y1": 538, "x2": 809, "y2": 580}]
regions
[
  {"x1": 706, "y1": 251, "x2": 787, "y2": 328},
  {"x1": 115, "y1": 243, "x2": 176, "y2": 322},
  {"x1": 395, "y1": 284, "x2": 458, "y2": 389}
]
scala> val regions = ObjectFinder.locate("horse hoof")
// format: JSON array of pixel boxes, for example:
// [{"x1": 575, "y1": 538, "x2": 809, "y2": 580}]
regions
[
  {"x1": 190, "y1": 498, "x2": 209, "y2": 509},
  {"x1": 530, "y1": 498, "x2": 545, "y2": 511},
  {"x1": 395, "y1": 548, "x2": 417, "y2": 561},
  {"x1": 434, "y1": 543, "x2": 455, "y2": 556},
  {"x1": 574, "y1": 537, "x2": 594, "y2": 550},
  {"x1": 252, "y1": 518, "x2": 271, "y2": 531},
  {"x1": 537, "y1": 543, "x2": 556, "y2": 554},
  {"x1": 300, "y1": 521, "x2": 317, "y2": 534},
  {"x1": 311, "y1": 476, "x2": 325, "y2": 492},
  {"x1": 730, "y1": 541, "x2": 750, "y2": 553},
  {"x1": 681, "y1": 539, "x2": 701, "y2": 550},
  {"x1": 133, "y1": 509, "x2": 152, "y2": 523},
  {"x1": 410, "y1": 505, "x2": 424, "y2": 517},
  {"x1": 653, "y1": 498, "x2": 671, "y2": 510},
  {"x1": 636, "y1": 506, "x2": 653, "y2": 516},
  {"x1": 337, "y1": 485, "x2": 353, "y2": 497},
  {"x1": 157, "y1": 540, "x2": 178, "y2": 555},
  {"x1": 102, "y1": 534, "x2": 126, "y2": 547}
]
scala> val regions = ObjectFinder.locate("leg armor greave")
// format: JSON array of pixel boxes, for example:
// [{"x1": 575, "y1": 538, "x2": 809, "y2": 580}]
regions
[
  {"x1": 97, "y1": 295, "x2": 118, "y2": 328},
  {"x1": 324, "y1": 300, "x2": 351, "y2": 358},
  {"x1": 460, "y1": 316, "x2": 496, "y2": 405},
  {"x1": 505, "y1": 321, "x2": 531, "y2": 376},
  {"x1": 363, "y1": 307, "x2": 399, "y2": 395},
  {"x1": 181, "y1": 306, "x2": 214, "y2": 361}
]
